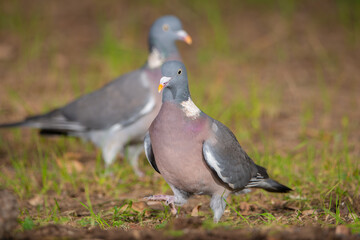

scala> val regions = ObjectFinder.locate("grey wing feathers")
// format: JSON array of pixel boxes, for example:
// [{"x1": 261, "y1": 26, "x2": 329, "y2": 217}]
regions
[
  {"x1": 202, "y1": 119, "x2": 258, "y2": 191},
  {"x1": 61, "y1": 69, "x2": 154, "y2": 130},
  {"x1": 144, "y1": 132, "x2": 160, "y2": 174},
  {"x1": 0, "y1": 69, "x2": 154, "y2": 133},
  {"x1": 202, "y1": 119, "x2": 292, "y2": 193}
]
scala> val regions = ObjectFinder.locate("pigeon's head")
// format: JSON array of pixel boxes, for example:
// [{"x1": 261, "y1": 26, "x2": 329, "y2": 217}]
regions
[
  {"x1": 149, "y1": 16, "x2": 192, "y2": 54},
  {"x1": 158, "y1": 61, "x2": 188, "y2": 93}
]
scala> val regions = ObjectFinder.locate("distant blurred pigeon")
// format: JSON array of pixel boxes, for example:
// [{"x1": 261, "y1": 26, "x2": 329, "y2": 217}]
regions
[
  {"x1": 144, "y1": 61, "x2": 292, "y2": 222},
  {"x1": 0, "y1": 16, "x2": 192, "y2": 177}
]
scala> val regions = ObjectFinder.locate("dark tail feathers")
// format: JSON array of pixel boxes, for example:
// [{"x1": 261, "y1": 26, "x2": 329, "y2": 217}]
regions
[
  {"x1": 0, "y1": 109, "x2": 83, "y2": 134},
  {"x1": 0, "y1": 109, "x2": 60, "y2": 129},
  {"x1": 0, "y1": 121, "x2": 29, "y2": 128},
  {"x1": 39, "y1": 129, "x2": 70, "y2": 136},
  {"x1": 0, "y1": 116, "x2": 47, "y2": 129},
  {"x1": 250, "y1": 164, "x2": 292, "y2": 193},
  {"x1": 0, "y1": 121, "x2": 73, "y2": 136},
  {"x1": 255, "y1": 178, "x2": 292, "y2": 193}
]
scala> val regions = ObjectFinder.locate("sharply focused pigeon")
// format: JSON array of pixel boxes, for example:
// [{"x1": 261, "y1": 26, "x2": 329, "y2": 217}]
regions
[
  {"x1": 144, "y1": 61, "x2": 292, "y2": 222},
  {"x1": 0, "y1": 16, "x2": 192, "y2": 176}
]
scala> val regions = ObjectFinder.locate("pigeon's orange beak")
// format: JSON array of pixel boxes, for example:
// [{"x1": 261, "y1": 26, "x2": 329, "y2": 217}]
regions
[
  {"x1": 158, "y1": 84, "x2": 165, "y2": 93},
  {"x1": 158, "y1": 76, "x2": 172, "y2": 93},
  {"x1": 184, "y1": 35, "x2": 192, "y2": 45},
  {"x1": 177, "y1": 30, "x2": 192, "y2": 45}
]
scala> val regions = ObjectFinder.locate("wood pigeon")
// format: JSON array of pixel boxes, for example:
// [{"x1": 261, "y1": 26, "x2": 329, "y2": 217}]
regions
[
  {"x1": 0, "y1": 16, "x2": 192, "y2": 177},
  {"x1": 144, "y1": 61, "x2": 291, "y2": 222}
]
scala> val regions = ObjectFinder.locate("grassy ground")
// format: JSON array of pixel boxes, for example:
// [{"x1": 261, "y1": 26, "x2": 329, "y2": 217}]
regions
[{"x1": 0, "y1": 0, "x2": 359, "y2": 238}]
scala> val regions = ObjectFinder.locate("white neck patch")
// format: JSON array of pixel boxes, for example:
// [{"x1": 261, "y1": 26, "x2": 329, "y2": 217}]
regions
[
  {"x1": 180, "y1": 98, "x2": 201, "y2": 119},
  {"x1": 147, "y1": 48, "x2": 165, "y2": 69}
]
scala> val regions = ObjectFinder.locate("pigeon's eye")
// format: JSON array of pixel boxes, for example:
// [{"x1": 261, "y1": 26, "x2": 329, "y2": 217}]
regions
[
  {"x1": 178, "y1": 69, "x2": 182, "y2": 75},
  {"x1": 162, "y1": 24, "x2": 169, "y2": 32}
]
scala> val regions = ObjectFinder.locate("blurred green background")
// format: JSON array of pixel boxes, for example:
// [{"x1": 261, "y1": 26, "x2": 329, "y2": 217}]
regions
[{"x1": 0, "y1": 0, "x2": 359, "y2": 234}]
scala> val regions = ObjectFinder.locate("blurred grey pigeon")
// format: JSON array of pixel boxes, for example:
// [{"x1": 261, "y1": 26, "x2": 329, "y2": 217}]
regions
[
  {"x1": 0, "y1": 16, "x2": 192, "y2": 177},
  {"x1": 144, "y1": 61, "x2": 292, "y2": 222}
]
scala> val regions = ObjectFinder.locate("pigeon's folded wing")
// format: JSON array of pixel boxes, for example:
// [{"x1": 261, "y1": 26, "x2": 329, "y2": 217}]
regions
[
  {"x1": 144, "y1": 132, "x2": 160, "y2": 173},
  {"x1": 202, "y1": 119, "x2": 258, "y2": 191}
]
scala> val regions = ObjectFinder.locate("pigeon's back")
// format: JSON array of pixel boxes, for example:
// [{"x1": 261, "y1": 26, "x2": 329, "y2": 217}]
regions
[{"x1": 62, "y1": 69, "x2": 153, "y2": 130}]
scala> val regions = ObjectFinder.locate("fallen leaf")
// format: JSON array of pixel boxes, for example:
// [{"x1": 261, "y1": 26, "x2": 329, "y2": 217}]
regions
[
  {"x1": 132, "y1": 202, "x2": 147, "y2": 212},
  {"x1": 302, "y1": 209, "x2": 316, "y2": 216},
  {"x1": 239, "y1": 202, "x2": 251, "y2": 215},
  {"x1": 29, "y1": 195, "x2": 43, "y2": 206},
  {"x1": 56, "y1": 153, "x2": 84, "y2": 173},
  {"x1": 284, "y1": 203, "x2": 300, "y2": 211},
  {"x1": 62, "y1": 210, "x2": 76, "y2": 216},
  {"x1": 289, "y1": 195, "x2": 307, "y2": 200},
  {"x1": 191, "y1": 203, "x2": 202, "y2": 217},
  {"x1": 224, "y1": 209, "x2": 231, "y2": 216},
  {"x1": 64, "y1": 152, "x2": 82, "y2": 160},
  {"x1": 120, "y1": 202, "x2": 147, "y2": 212},
  {"x1": 239, "y1": 202, "x2": 250, "y2": 211},
  {"x1": 119, "y1": 204, "x2": 129, "y2": 211}
]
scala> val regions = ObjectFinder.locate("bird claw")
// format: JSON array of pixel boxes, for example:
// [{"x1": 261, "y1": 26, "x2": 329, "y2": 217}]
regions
[{"x1": 143, "y1": 195, "x2": 177, "y2": 215}]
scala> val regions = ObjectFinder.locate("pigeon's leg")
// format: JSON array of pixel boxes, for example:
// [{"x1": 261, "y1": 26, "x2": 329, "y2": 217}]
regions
[
  {"x1": 145, "y1": 185, "x2": 190, "y2": 216},
  {"x1": 144, "y1": 195, "x2": 177, "y2": 215},
  {"x1": 102, "y1": 140, "x2": 123, "y2": 169},
  {"x1": 126, "y1": 144, "x2": 144, "y2": 177},
  {"x1": 210, "y1": 193, "x2": 229, "y2": 223},
  {"x1": 169, "y1": 184, "x2": 190, "y2": 207}
]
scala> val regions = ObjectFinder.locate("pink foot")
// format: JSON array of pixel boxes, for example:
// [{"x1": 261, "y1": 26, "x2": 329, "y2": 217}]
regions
[{"x1": 144, "y1": 195, "x2": 177, "y2": 215}]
